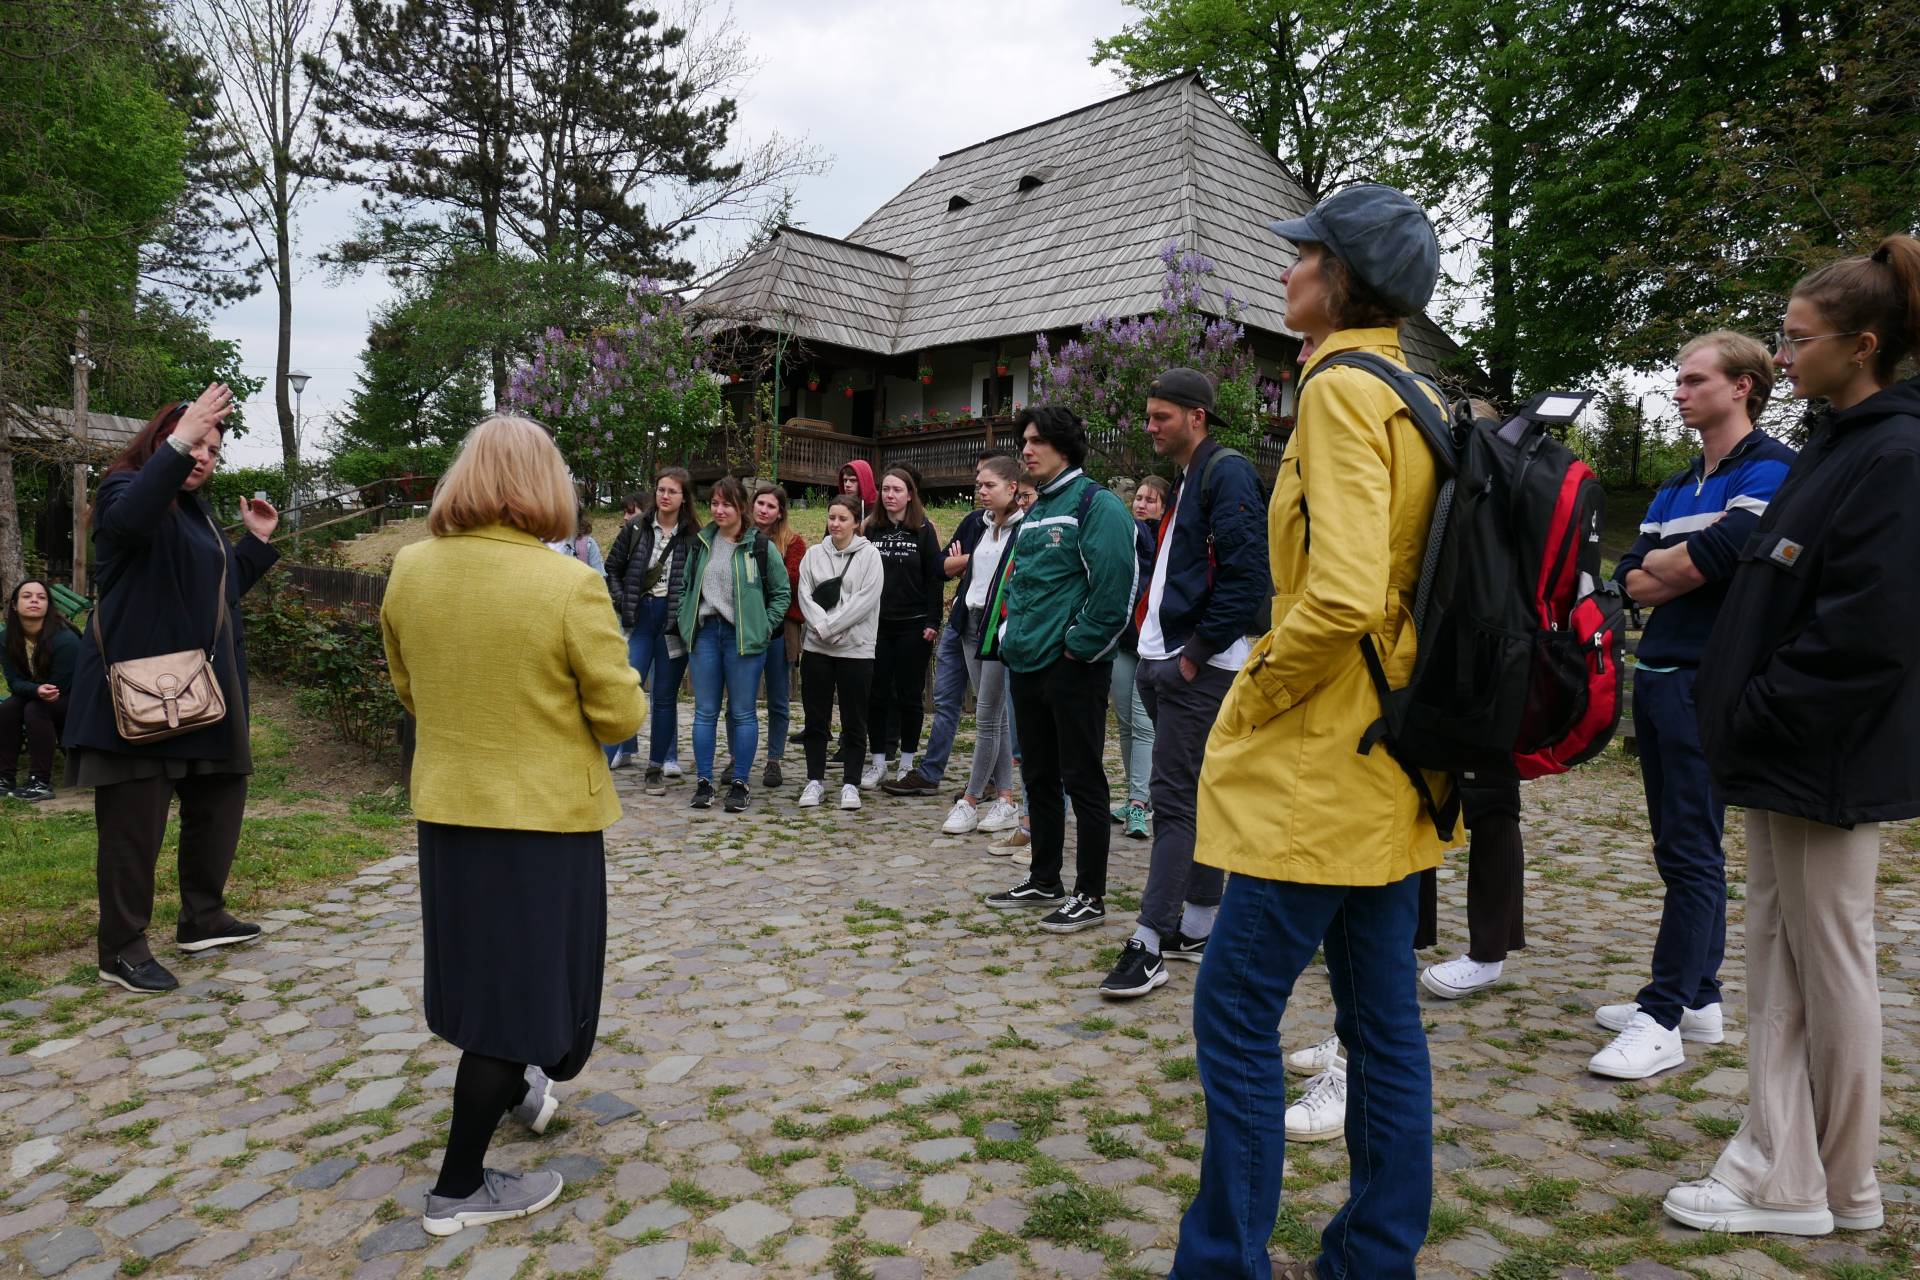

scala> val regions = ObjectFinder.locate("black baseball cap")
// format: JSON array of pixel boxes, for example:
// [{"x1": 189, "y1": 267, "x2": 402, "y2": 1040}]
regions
[{"x1": 1148, "y1": 367, "x2": 1229, "y2": 430}]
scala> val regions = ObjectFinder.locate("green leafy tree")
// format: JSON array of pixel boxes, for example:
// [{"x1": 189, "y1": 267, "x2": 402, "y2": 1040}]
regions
[{"x1": 330, "y1": 292, "x2": 486, "y2": 487}]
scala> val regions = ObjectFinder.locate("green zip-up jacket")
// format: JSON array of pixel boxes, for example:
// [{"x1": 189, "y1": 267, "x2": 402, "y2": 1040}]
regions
[
  {"x1": 989, "y1": 467, "x2": 1138, "y2": 673},
  {"x1": 676, "y1": 524, "x2": 790, "y2": 657}
]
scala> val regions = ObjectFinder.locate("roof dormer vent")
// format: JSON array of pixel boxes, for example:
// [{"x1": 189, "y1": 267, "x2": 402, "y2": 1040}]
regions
[
  {"x1": 948, "y1": 187, "x2": 980, "y2": 212},
  {"x1": 1017, "y1": 166, "x2": 1056, "y2": 192}
]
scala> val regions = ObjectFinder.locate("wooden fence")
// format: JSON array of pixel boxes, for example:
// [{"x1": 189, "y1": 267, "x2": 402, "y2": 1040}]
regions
[{"x1": 279, "y1": 563, "x2": 388, "y2": 609}]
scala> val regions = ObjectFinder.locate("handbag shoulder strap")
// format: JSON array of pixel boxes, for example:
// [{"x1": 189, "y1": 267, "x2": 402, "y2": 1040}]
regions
[{"x1": 90, "y1": 509, "x2": 231, "y2": 665}]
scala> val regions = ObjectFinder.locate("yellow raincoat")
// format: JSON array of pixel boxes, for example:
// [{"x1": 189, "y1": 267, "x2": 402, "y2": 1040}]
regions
[{"x1": 1196, "y1": 327, "x2": 1457, "y2": 886}]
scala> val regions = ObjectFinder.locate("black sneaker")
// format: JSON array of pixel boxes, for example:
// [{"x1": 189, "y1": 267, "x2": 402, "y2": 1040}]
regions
[
  {"x1": 99, "y1": 955, "x2": 180, "y2": 994},
  {"x1": 723, "y1": 781, "x2": 750, "y2": 813},
  {"x1": 1162, "y1": 930, "x2": 1209, "y2": 963},
  {"x1": 1039, "y1": 893, "x2": 1107, "y2": 933},
  {"x1": 644, "y1": 766, "x2": 666, "y2": 795},
  {"x1": 177, "y1": 916, "x2": 262, "y2": 953},
  {"x1": 761, "y1": 759, "x2": 783, "y2": 788},
  {"x1": 881, "y1": 771, "x2": 939, "y2": 797},
  {"x1": 690, "y1": 779, "x2": 715, "y2": 809},
  {"x1": 984, "y1": 880, "x2": 1067, "y2": 910},
  {"x1": 1100, "y1": 939, "x2": 1169, "y2": 998},
  {"x1": 15, "y1": 775, "x2": 52, "y2": 802}
]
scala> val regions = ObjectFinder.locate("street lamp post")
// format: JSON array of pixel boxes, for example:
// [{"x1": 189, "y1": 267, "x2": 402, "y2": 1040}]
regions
[{"x1": 287, "y1": 369, "x2": 310, "y2": 553}]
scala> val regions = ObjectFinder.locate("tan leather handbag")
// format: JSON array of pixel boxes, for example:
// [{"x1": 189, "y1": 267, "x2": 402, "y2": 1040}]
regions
[{"x1": 90, "y1": 513, "x2": 230, "y2": 743}]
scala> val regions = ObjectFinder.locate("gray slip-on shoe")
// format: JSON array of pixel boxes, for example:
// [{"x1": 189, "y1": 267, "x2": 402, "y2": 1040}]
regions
[{"x1": 422, "y1": 1167, "x2": 563, "y2": 1236}]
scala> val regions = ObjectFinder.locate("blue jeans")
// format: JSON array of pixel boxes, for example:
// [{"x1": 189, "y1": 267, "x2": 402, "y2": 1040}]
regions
[
  {"x1": 912, "y1": 619, "x2": 971, "y2": 782},
  {"x1": 1173, "y1": 871, "x2": 1431, "y2": 1280},
  {"x1": 762, "y1": 633, "x2": 792, "y2": 761},
  {"x1": 1110, "y1": 650, "x2": 1154, "y2": 806},
  {"x1": 1633, "y1": 666, "x2": 1726, "y2": 1028},
  {"x1": 689, "y1": 620, "x2": 762, "y2": 784},
  {"x1": 608, "y1": 597, "x2": 681, "y2": 766}
]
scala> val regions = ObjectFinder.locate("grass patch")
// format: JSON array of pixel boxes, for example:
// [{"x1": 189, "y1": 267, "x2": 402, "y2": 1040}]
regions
[
  {"x1": 1022, "y1": 1182, "x2": 1139, "y2": 1250},
  {"x1": 0, "y1": 711, "x2": 403, "y2": 993}
]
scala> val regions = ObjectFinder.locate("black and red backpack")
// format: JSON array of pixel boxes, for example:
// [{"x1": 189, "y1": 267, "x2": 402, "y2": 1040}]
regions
[{"x1": 1300, "y1": 354, "x2": 1626, "y2": 839}]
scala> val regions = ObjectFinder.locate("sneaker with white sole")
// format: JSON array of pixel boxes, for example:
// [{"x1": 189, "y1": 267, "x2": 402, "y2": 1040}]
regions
[
  {"x1": 839, "y1": 783, "x2": 862, "y2": 810},
  {"x1": 977, "y1": 797, "x2": 1021, "y2": 832},
  {"x1": 1286, "y1": 1033, "x2": 1344, "y2": 1077},
  {"x1": 986, "y1": 826, "x2": 1030, "y2": 854},
  {"x1": 1098, "y1": 939, "x2": 1168, "y2": 998},
  {"x1": 661, "y1": 760, "x2": 684, "y2": 780},
  {"x1": 1588, "y1": 1010, "x2": 1685, "y2": 1079},
  {"x1": 984, "y1": 879, "x2": 1066, "y2": 909},
  {"x1": 1595, "y1": 1000, "x2": 1725, "y2": 1044},
  {"x1": 860, "y1": 760, "x2": 886, "y2": 790},
  {"x1": 607, "y1": 748, "x2": 631, "y2": 770},
  {"x1": 509, "y1": 1066, "x2": 558, "y2": 1134},
  {"x1": 1038, "y1": 893, "x2": 1106, "y2": 933},
  {"x1": 423, "y1": 1168, "x2": 564, "y2": 1236},
  {"x1": 942, "y1": 798, "x2": 981, "y2": 834},
  {"x1": 1833, "y1": 1207, "x2": 1884, "y2": 1231},
  {"x1": 798, "y1": 780, "x2": 826, "y2": 808},
  {"x1": 1420, "y1": 954, "x2": 1504, "y2": 999},
  {"x1": 1286, "y1": 1066, "x2": 1346, "y2": 1142},
  {"x1": 1662, "y1": 1176, "x2": 1834, "y2": 1235}
]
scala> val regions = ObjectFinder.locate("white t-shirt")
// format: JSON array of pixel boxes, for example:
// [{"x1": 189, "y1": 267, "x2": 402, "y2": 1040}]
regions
[
  {"x1": 1137, "y1": 486, "x2": 1250, "y2": 671},
  {"x1": 964, "y1": 514, "x2": 1020, "y2": 612}
]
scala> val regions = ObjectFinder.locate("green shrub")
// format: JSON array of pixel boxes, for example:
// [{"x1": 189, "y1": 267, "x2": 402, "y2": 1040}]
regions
[{"x1": 242, "y1": 580, "x2": 402, "y2": 750}]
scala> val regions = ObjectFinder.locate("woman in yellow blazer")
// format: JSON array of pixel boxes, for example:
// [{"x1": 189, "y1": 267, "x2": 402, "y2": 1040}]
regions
[
  {"x1": 1172, "y1": 186, "x2": 1449, "y2": 1280},
  {"x1": 380, "y1": 414, "x2": 642, "y2": 1237}
]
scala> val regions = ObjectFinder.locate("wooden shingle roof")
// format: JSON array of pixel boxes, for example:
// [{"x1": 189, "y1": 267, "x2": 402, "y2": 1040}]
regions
[{"x1": 701, "y1": 76, "x2": 1460, "y2": 373}]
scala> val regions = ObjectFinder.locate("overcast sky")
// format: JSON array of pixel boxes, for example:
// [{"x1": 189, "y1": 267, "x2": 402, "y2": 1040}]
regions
[{"x1": 215, "y1": 0, "x2": 1138, "y2": 467}]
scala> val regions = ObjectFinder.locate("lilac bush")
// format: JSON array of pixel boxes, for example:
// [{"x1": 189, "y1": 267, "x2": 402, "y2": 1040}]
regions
[
  {"x1": 1029, "y1": 242, "x2": 1262, "y2": 475},
  {"x1": 506, "y1": 279, "x2": 724, "y2": 487}
]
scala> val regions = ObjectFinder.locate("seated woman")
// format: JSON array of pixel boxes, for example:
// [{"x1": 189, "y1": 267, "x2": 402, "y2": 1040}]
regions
[{"x1": 0, "y1": 579, "x2": 80, "y2": 801}]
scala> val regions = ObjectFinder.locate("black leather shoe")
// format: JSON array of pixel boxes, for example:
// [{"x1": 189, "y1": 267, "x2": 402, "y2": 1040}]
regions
[
  {"x1": 100, "y1": 956, "x2": 180, "y2": 994},
  {"x1": 177, "y1": 917, "x2": 263, "y2": 953},
  {"x1": 880, "y1": 772, "x2": 938, "y2": 796}
]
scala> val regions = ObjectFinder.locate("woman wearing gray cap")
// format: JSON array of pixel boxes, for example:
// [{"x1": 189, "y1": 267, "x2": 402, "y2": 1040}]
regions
[{"x1": 1171, "y1": 184, "x2": 1448, "y2": 1279}]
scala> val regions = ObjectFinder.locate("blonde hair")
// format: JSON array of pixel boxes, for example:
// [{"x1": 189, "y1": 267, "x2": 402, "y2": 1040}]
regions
[
  {"x1": 1678, "y1": 330, "x2": 1776, "y2": 424},
  {"x1": 428, "y1": 414, "x2": 576, "y2": 542}
]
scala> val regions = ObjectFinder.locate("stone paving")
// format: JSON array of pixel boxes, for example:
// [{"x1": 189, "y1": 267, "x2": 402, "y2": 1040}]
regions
[{"x1": 1, "y1": 740, "x2": 1916, "y2": 1279}]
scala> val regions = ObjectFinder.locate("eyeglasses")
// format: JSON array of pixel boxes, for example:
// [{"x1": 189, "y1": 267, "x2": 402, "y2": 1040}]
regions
[{"x1": 1772, "y1": 330, "x2": 1862, "y2": 362}]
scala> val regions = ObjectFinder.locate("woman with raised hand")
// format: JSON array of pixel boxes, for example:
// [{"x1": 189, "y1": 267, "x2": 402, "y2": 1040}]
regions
[
  {"x1": 795, "y1": 493, "x2": 884, "y2": 810},
  {"x1": 750, "y1": 483, "x2": 807, "y2": 790},
  {"x1": 677, "y1": 476, "x2": 789, "y2": 814},
  {"x1": 1674, "y1": 234, "x2": 1920, "y2": 1239},
  {"x1": 860, "y1": 467, "x2": 943, "y2": 788},
  {"x1": 64, "y1": 384, "x2": 280, "y2": 995},
  {"x1": 382, "y1": 414, "x2": 641, "y2": 1238},
  {"x1": 604, "y1": 468, "x2": 697, "y2": 784}
]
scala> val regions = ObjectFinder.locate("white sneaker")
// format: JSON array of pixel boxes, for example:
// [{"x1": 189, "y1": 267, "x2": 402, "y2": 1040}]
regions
[
  {"x1": 1420, "y1": 954, "x2": 1504, "y2": 999},
  {"x1": 1286, "y1": 1033, "x2": 1344, "y2": 1077},
  {"x1": 977, "y1": 797, "x2": 1021, "y2": 833},
  {"x1": 1588, "y1": 1010, "x2": 1685, "y2": 1079},
  {"x1": 1595, "y1": 1000, "x2": 1725, "y2": 1044},
  {"x1": 942, "y1": 798, "x2": 980, "y2": 834},
  {"x1": 839, "y1": 784, "x2": 862, "y2": 810},
  {"x1": 1834, "y1": 1207, "x2": 1884, "y2": 1231},
  {"x1": 860, "y1": 760, "x2": 886, "y2": 790},
  {"x1": 607, "y1": 748, "x2": 631, "y2": 770},
  {"x1": 1285, "y1": 1066, "x2": 1345, "y2": 1142},
  {"x1": 661, "y1": 760, "x2": 684, "y2": 780},
  {"x1": 1663, "y1": 1177, "x2": 1834, "y2": 1235},
  {"x1": 798, "y1": 780, "x2": 826, "y2": 808}
]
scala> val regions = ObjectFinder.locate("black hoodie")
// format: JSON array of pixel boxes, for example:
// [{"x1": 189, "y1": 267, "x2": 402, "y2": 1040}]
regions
[
  {"x1": 1695, "y1": 377, "x2": 1920, "y2": 825},
  {"x1": 867, "y1": 517, "x2": 943, "y2": 631}
]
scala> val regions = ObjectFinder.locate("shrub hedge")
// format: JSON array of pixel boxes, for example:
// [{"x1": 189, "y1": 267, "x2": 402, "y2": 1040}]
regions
[{"x1": 241, "y1": 579, "x2": 402, "y2": 751}]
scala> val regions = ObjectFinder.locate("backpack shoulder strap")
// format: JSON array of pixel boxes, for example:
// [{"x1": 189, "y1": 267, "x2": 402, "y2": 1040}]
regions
[
  {"x1": 1302, "y1": 351, "x2": 1457, "y2": 473},
  {"x1": 1198, "y1": 445, "x2": 1246, "y2": 516}
]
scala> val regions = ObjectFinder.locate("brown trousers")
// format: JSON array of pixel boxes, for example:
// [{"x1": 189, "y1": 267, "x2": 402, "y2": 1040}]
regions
[
  {"x1": 95, "y1": 772, "x2": 248, "y2": 967},
  {"x1": 1711, "y1": 809, "x2": 1882, "y2": 1218}
]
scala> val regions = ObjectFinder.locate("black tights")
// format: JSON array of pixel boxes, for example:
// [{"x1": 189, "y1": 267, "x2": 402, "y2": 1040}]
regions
[{"x1": 433, "y1": 1051, "x2": 529, "y2": 1199}]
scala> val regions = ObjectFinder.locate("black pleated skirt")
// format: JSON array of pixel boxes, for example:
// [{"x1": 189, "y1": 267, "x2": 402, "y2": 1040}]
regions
[{"x1": 416, "y1": 822, "x2": 605, "y2": 1080}]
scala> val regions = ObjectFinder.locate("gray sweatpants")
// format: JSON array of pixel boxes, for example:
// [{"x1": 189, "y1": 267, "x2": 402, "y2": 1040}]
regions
[{"x1": 1135, "y1": 656, "x2": 1232, "y2": 938}]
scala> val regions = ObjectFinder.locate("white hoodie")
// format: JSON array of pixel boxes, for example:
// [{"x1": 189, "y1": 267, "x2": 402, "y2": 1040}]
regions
[{"x1": 799, "y1": 535, "x2": 884, "y2": 658}]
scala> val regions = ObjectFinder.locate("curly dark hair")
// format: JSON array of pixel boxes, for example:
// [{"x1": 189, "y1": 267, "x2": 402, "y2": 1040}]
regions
[{"x1": 1013, "y1": 405, "x2": 1089, "y2": 468}]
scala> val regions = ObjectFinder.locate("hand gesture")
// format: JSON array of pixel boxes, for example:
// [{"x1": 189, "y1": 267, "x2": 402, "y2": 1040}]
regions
[
  {"x1": 922, "y1": 627, "x2": 938, "y2": 643},
  {"x1": 241, "y1": 497, "x2": 279, "y2": 542},
  {"x1": 35, "y1": 683, "x2": 58, "y2": 702},
  {"x1": 175, "y1": 383, "x2": 236, "y2": 447}
]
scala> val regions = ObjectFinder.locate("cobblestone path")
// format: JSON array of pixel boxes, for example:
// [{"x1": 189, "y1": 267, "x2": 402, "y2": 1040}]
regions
[{"x1": 2, "y1": 746, "x2": 1916, "y2": 1279}]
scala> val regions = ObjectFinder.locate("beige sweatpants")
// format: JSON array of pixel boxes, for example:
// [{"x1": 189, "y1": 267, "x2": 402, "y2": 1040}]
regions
[{"x1": 1711, "y1": 808, "x2": 1882, "y2": 1218}]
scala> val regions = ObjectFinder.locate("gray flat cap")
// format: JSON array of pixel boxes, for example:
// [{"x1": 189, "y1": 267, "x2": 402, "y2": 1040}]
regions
[{"x1": 1269, "y1": 183, "x2": 1440, "y2": 316}]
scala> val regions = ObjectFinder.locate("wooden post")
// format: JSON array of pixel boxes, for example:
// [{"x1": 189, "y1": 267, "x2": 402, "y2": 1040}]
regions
[{"x1": 70, "y1": 312, "x2": 94, "y2": 594}]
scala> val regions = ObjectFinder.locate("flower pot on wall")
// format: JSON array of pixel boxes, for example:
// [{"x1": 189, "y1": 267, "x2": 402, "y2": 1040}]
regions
[
  {"x1": 919, "y1": 375, "x2": 933, "y2": 386},
  {"x1": 995, "y1": 363, "x2": 1009, "y2": 377}
]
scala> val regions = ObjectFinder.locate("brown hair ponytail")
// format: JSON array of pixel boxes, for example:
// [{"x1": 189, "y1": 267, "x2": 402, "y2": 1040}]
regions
[{"x1": 1793, "y1": 233, "x2": 1920, "y2": 382}]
